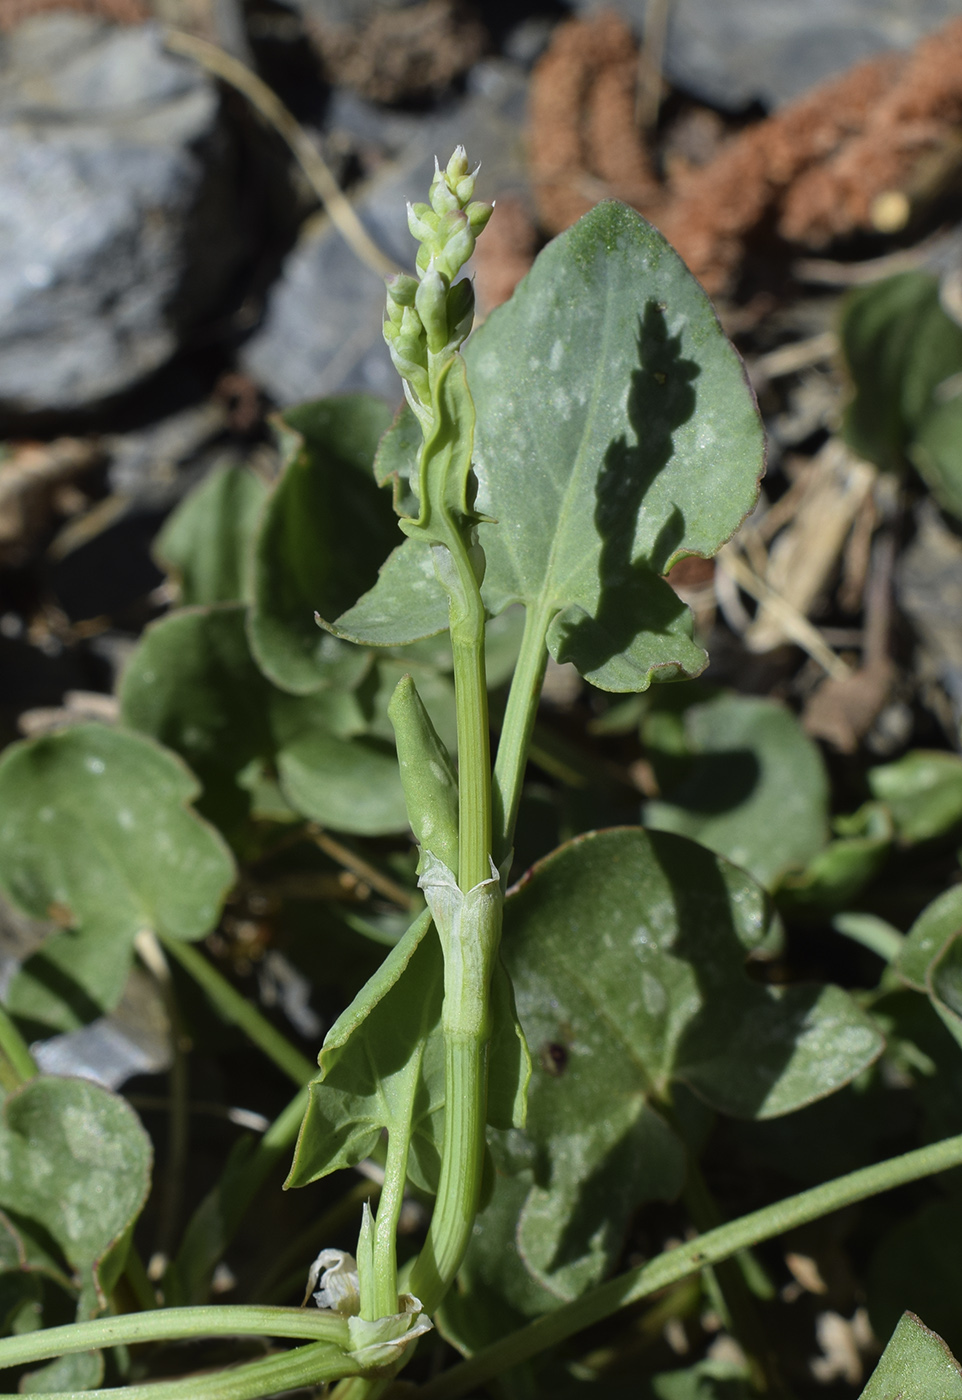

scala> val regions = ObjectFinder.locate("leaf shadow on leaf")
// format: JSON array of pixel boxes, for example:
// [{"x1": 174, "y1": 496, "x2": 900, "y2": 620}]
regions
[
  {"x1": 656, "y1": 749, "x2": 762, "y2": 815},
  {"x1": 552, "y1": 301, "x2": 699, "y2": 676},
  {"x1": 654, "y1": 836, "x2": 847, "y2": 1118}
]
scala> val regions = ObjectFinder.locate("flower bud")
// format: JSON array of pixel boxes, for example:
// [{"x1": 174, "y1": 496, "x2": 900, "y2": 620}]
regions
[
  {"x1": 386, "y1": 272, "x2": 419, "y2": 308},
  {"x1": 384, "y1": 299, "x2": 404, "y2": 330},
  {"x1": 466, "y1": 200, "x2": 494, "y2": 235},
  {"x1": 454, "y1": 173, "x2": 478, "y2": 205},
  {"x1": 407, "y1": 201, "x2": 437, "y2": 243},
  {"x1": 436, "y1": 211, "x2": 475, "y2": 280},
  {"x1": 430, "y1": 159, "x2": 461, "y2": 217},
  {"x1": 445, "y1": 145, "x2": 470, "y2": 184},
  {"x1": 415, "y1": 265, "x2": 449, "y2": 354},
  {"x1": 399, "y1": 304, "x2": 424, "y2": 342}
]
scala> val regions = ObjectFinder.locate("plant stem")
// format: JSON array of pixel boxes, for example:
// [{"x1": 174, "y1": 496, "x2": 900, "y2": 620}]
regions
[
  {"x1": 371, "y1": 1123, "x2": 411, "y2": 1319},
  {"x1": 0, "y1": 1340, "x2": 359, "y2": 1400},
  {"x1": 159, "y1": 936, "x2": 315, "y2": 1087},
  {"x1": 419, "y1": 1130, "x2": 962, "y2": 1399},
  {"x1": 0, "y1": 1306, "x2": 350, "y2": 1370},
  {"x1": 409, "y1": 1036, "x2": 486, "y2": 1313},
  {"x1": 492, "y1": 605, "x2": 551, "y2": 868},
  {"x1": 448, "y1": 557, "x2": 491, "y2": 894},
  {"x1": 0, "y1": 1004, "x2": 36, "y2": 1085}
]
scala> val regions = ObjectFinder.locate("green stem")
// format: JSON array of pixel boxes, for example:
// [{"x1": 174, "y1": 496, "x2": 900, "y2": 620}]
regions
[
  {"x1": 159, "y1": 937, "x2": 315, "y2": 1087},
  {"x1": 371, "y1": 1124, "x2": 411, "y2": 1319},
  {"x1": 448, "y1": 554, "x2": 491, "y2": 894},
  {"x1": 492, "y1": 604, "x2": 551, "y2": 868},
  {"x1": 409, "y1": 1037, "x2": 486, "y2": 1313},
  {"x1": 0, "y1": 1006, "x2": 36, "y2": 1085},
  {"x1": 0, "y1": 1306, "x2": 350, "y2": 1371},
  {"x1": 0, "y1": 1340, "x2": 359, "y2": 1400},
  {"x1": 419, "y1": 1130, "x2": 962, "y2": 1400}
]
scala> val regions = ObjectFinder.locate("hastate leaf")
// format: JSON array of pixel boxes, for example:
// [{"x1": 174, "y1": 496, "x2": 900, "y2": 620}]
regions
[
  {"x1": 0, "y1": 725, "x2": 235, "y2": 1036},
  {"x1": 336, "y1": 202, "x2": 764, "y2": 689}
]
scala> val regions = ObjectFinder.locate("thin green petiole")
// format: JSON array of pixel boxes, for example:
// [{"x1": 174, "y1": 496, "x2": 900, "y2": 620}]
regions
[
  {"x1": 0, "y1": 1306, "x2": 350, "y2": 1372},
  {"x1": 492, "y1": 604, "x2": 551, "y2": 870},
  {"x1": 409, "y1": 1036, "x2": 487, "y2": 1313},
  {"x1": 448, "y1": 546, "x2": 492, "y2": 894},
  {"x1": 0, "y1": 1340, "x2": 359, "y2": 1400}
]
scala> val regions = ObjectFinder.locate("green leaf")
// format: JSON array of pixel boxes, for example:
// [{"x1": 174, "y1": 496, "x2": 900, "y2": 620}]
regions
[
  {"x1": 642, "y1": 692, "x2": 830, "y2": 890},
  {"x1": 484, "y1": 828, "x2": 880, "y2": 1304},
  {"x1": 869, "y1": 1198, "x2": 962, "y2": 1362},
  {"x1": 0, "y1": 1078, "x2": 151, "y2": 1315},
  {"x1": 335, "y1": 202, "x2": 763, "y2": 689},
  {"x1": 860, "y1": 1312, "x2": 962, "y2": 1399},
  {"x1": 119, "y1": 603, "x2": 374, "y2": 834},
  {"x1": 287, "y1": 911, "x2": 445, "y2": 1194},
  {"x1": 0, "y1": 725, "x2": 235, "y2": 1035},
  {"x1": 328, "y1": 539, "x2": 450, "y2": 648},
  {"x1": 249, "y1": 396, "x2": 398, "y2": 693},
  {"x1": 276, "y1": 731, "x2": 409, "y2": 837},
  {"x1": 780, "y1": 801, "x2": 893, "y2": 910},
  {"x1": 647, "y1": 1358, "x2": 753, "y2": 1400},
  {"x1": 895, "y1": 885, "x2": 962, "y2": 990},
  {"x1": 153, "y1": 461, "x2": 268, "y2": 606},
  {"x1": 926, "y1": 931, "x2": 962, "y2": 1053},
  {"x1": 287, "y1": 908, "x2": 528, "y2": 1195},
  {"x1": 840, "y1": 271, "x2": 962, "y2": 474},
  {"x1": 868, "y1": 751, "x2": 962, "y2": 844},
  {"x1": 911, "y1": 393, "x2": 962, "y2": 522}
]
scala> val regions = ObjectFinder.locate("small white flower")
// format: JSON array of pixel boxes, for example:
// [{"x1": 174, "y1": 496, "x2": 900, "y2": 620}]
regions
[{"x1": 304, "y1": 1248, "x2": 360, "y2": 1315}]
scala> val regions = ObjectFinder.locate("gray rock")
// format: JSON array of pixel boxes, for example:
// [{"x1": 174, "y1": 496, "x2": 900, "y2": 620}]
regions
[
  {"x1": 0, "y1": 14, "x2": 247, "y2": 416},
  {"x1": 573, "y1": 0, "x2": 962, "y2": 110},
  {"x1": 241, "y1": 59, "x2": 530, "y2": 406}
]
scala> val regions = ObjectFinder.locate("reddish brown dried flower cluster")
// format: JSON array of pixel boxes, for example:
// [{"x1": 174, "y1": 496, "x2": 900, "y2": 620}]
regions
[
  {"x1": 528, "y1": 10, "x2": 962, "y2": 296},
  {"x1": 0, "y1": 0, "x2": 146, "y2": 27}
]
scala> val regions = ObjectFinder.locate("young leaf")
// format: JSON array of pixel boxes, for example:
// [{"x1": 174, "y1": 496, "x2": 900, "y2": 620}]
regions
[
  {"x1": 249, "y1": 396, "x2": 398, "y2": 694},
  {"x1": 487, "y1": 827, "x2": 882, "y2": 1301},
  {"x1": 860, "y1": 1313, "x2": 962, "y2": 1399},
  {"x1": 642, "y1": 692, "x2": 830, "y2": 890},
  {"x1": 0, "y1": 725, "x2": 235, "y2": 1036},
  {"x1": 153, "y1": 461, "x2": 268, "y2": 606},
  {"x1": 868, "y1": 750, "x2": 962, "y2": 845},
  {"x1": 287, "y1": 912, "x2": 446, "y2": 1194},
  {"x1": 0, "y1": 1078, "x2": 151, "y2": 1316},
  {"x1": 895, "y1": 885, "x2": 962, "y2": 990},
  {"x1": 334, "y1": 202, "x2": 764, "y2": 692}
]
